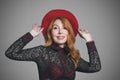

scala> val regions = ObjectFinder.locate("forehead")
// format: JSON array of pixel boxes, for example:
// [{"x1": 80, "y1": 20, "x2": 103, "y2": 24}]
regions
[
  {"x1": 54, "y1": 19, "x2": 62, "y2": 23},
  {"x1": 53, "y1": 19, "x2": 63, "y2": 26}
]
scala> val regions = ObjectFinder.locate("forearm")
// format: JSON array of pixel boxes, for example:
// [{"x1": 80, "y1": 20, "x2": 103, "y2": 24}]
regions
[
  {"x1": 86, "y1": 41, "x2": 101, "y2": 72},
  {"x1": 5, "y1": 32, "x2": 33, "y2": 60},
  {"x1": 76, "y1": 41, "x2": 101, "y2": 73}
]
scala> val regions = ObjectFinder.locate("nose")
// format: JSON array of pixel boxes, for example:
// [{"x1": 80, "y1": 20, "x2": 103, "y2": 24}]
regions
[{"x1": 58, "y1": 28, "x2": 63, "y2": 34}]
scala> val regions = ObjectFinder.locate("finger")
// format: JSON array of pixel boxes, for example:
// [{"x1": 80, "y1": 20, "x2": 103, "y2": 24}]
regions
[
  {"x1": 78, "y1": 29, "x2": 83, "y2": 36},
  {"x1": 32, "y1": 24, "x2": 39, "y2": 28},
  {"x1": 83, "y1": 29, "x2": 86, "y2": 31},
  {"x1": 39, "y1": 25, "x2": 44, "y2": 31},
  {"x1": 78, "y1": 29, "x2": 84, "y2": 37},
  {"x1": 33, "y1": 23, "x2": 38, "y2": 27},
  {"x1": 78, "y1": 29, "x2": 85, "y2": 34},
  {"x1": 80, "y1": 29, "x2": 89, "y2": 33},
  {"x1": 84, "y1": 29, "x2": 89, "y2": 33},
  {"x1": 40, "y1": 27, "x2": 44, "y2": 32},
  {"x1": 86, "y1": 30, "x2": 89, "y2": 33},
  {"x1": 78, "y1": 28, "x2": 82, "y2": 32}
]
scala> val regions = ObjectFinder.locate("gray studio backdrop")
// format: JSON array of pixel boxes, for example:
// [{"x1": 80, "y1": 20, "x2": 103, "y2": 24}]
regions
[{"x1": 0, "y1": 0, "x2": 120, "y2": 80}]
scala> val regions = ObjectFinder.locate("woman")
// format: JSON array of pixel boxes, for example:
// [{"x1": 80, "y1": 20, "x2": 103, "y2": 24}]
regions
[{"x1": 5, "y1": 9, "x2": 101, "y2": 80}]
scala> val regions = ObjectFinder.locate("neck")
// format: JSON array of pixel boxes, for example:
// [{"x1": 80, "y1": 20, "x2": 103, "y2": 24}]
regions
[{"x1": 59, "y1": 44, "x2": 65, "y2": 48}]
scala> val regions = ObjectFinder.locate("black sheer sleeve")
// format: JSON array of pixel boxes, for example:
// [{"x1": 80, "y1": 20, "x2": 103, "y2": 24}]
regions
[
  {"x1": 5, "y1": 32, "x2": 44, "y2": 61},
  {"x1": 76, "y1": 41, "x2": 101, "y2": 73}
]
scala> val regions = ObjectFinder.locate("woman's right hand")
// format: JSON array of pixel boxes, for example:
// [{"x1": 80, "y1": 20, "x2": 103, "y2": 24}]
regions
[{"x1": 30, "y1": 24, "x2": 44, "y2": 37}]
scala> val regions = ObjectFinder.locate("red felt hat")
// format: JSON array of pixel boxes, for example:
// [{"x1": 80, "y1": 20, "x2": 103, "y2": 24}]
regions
[{"x1": 41, "y1": 9, "x2": 79, "y2": 37}]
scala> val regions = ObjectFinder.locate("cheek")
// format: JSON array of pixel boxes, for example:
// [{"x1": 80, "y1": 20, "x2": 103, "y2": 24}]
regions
[
  {"x1": 51, "y1": 30, "x2": 58, "y2": 36},
  {"x1": 51, "y1": 31, "x2": 57, "y2": 42},
  {"x1": 65, "y1": 30, "x2": 68, "y2": 36},
  {"x1": 65, "y1": 31, "x2": 69, "y2": 40}
]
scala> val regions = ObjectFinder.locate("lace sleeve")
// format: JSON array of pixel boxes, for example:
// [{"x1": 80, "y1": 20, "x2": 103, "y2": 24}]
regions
[
  {"x1": 5, "y1": 32, "x2": 43, "y2": 61},
  {"x1": 76, "y1": 41, "x2": 101, "y2": 73}
]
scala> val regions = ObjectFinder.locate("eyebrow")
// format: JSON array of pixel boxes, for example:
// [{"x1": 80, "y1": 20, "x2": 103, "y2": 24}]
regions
[
  {"x1": 53, "y1": 24, "x2": 65, "y2": 28},
  {"x1": 53, "y1": 24, "x2": 59, "y2": 27}
]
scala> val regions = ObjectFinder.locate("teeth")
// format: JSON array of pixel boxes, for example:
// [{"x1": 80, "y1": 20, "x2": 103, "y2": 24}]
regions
[{"x1": 57, "y1": 36, "x2": 65, "y2": 40}]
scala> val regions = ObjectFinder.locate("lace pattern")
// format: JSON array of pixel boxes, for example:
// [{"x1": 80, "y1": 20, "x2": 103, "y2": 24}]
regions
[{"x1": 5, "y1": 32, "x2": 101, "y2": 80}]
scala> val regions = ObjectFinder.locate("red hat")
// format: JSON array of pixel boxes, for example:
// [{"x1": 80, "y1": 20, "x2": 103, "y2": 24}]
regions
[{"x1": 41, "y1": 9, "x2": 79, "y2": 37}]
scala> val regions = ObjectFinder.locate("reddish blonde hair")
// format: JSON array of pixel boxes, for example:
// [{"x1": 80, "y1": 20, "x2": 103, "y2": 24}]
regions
[{"x1": 44, "y1": 17, "x2": 80, "y2": 68}]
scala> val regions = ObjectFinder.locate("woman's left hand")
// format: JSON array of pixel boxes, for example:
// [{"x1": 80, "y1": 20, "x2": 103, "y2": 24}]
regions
[
  {"x1": 78, "y1": 29, "x2": 93, "y2": 42},
  {"x1": 30, "y1": 24, "x2": 44, "y2": 37}
]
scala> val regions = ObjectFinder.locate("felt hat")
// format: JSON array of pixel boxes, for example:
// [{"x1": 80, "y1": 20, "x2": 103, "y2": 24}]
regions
[{"x1": 41, "y1": 9, "x2": 79, "y2": 37}]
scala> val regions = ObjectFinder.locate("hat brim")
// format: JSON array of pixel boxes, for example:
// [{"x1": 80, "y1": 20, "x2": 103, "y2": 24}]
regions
[{"x1": 41, "y1": 9, "x2": 79, "y2": 37}]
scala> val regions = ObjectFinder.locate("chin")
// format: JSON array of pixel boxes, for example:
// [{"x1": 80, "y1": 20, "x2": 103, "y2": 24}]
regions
[{"x1": 56, "y1": 41, "x2": 66, "y2": 45}]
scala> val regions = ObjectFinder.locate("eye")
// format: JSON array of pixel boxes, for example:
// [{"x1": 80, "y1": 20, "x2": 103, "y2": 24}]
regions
[
  {"x1": 53, "y1": 26, "x2": 58, "y2": 30},
  {"x1": 63, "y1": 27, "x2": 67, "y2": 30}
]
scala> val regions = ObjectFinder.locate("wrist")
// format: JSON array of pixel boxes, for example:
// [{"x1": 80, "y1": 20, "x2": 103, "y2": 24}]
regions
[
  {"x1": 85, "y1": 38, "x2": 93, "y2": 42},
  {"x1": 30, "y1": 30, "x2": 36, "y2": 37}
]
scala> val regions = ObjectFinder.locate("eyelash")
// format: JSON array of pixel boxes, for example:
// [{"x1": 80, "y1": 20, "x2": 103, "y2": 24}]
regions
[
  {"x1": 53, "y1": 27, "x2": 58, "y2": 29},
  {"x1": 53, "y1": 26, "x2": 67, "y2": 30},
  {"x1": 63, "y1": 27, "x2": 67, "y2": 30}
]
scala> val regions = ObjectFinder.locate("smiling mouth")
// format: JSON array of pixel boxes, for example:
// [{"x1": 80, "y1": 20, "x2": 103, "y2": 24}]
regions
[{"x1": 57, "y1": 36, "x2": 65, "y2": 40}]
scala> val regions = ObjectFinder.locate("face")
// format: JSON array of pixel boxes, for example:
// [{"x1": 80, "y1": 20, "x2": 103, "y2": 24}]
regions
[{"x1": 51, "y1": 19, "x2": 68, "y2": 47}]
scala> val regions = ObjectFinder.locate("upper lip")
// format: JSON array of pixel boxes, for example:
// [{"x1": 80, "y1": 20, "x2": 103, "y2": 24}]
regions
[
  {"x1": 57, "y1": 36, "x2": 65, "y2": 39},
  {"x1": 57, "y1": 36, "x2": 65, "y2": 37}
]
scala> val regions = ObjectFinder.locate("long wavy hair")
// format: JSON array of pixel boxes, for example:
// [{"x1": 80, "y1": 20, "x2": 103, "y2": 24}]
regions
[{"x1": 44, "y1": 17, "x2": 80, "y2": 68}]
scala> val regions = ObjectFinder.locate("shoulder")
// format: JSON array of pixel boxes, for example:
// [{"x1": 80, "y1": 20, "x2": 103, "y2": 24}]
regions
[
  {"x1": 35, "y1": 45, "x2": 57, "y2": 56},
  {"x1": 37, "y1": 45, "x2": 55, "y2": 53}
]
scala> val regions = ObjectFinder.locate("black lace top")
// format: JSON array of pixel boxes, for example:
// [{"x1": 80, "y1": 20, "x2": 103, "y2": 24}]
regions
[{"x1": 5, "y1": 32, "x2": 101, "y2": 80}]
